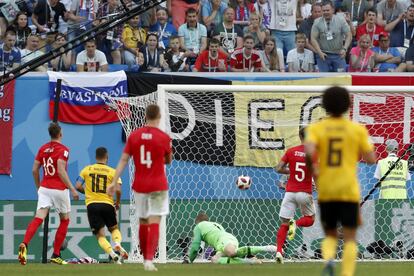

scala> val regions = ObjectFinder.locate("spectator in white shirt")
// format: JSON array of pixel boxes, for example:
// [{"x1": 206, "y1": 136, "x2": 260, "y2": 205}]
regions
[
  {"x1": 287, "y1": 32, "x2": 315, "y2": 72},
  {"x1": 76, "y1": 39, "x2": 108, "y2": 72},
  {"x1": 21, "y1": 34, "x2": 47, "y2": 72}
]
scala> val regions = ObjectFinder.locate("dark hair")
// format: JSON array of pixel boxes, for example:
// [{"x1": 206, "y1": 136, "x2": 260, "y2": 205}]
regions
[
  {"x1": 13, "y1": 11, "x2": 28, "y2": 28},
  {"x1": 299, "y1": 126, "x2": 306, "y2": 140},
  {"x1": 146, "y1": 32, "x2": 159, "y2": 43},
  {"x1": 243, "y1": 34, "x2": 254, "y2": 42},
  {"x1": 48, "y1": 122, "x2": 61, "y2": 139},
  {"x1": 366, "y1": 7, "x2": 377, "y2": 16},
  {"x1": 209, "y1": 37, "x2": 220, "y2": 46},
  {"x1": 322, "y1": 86, "x2": 350, "y2": 117},
  {"x1": 195, "y1": 212, "x2": 209, "y2": 224},
  {"x1": 186, "y1": 7, "x2": 198, "y2": 15},
  {"x1": 169, "y1": 35, "x2": 180, "y2": 41},
  {"x1": 55, "y1": 32, "x2": 66, "y2": 40},
  {"x1": 96, "y1": 147, "x2": 108, "y2": 160},
  {"x1": 5, "y1": 30, "x2": 16, "y2": 37},
  {"x1": 85, "y1": 39, "x2": 97, "y2": 45},
  {"x1": 145, "y1": 104, "x2": 161, "y2": 121},
  {"x1": 321, "y1": 0, "x2": 334, "y2": 8}
]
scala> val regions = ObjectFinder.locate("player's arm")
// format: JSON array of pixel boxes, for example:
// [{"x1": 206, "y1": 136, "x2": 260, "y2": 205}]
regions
[
  {"x1": 115, "y1": 181, "x2": 121, "y2": 210},
  {"x1": 75, "y1": 175, "x2": 85, "y2": 194},
  {"x1": 107, "y1": 152, "x2": 130, "y2": 196},
  {"x1": 360, "y1": 126, "x2": 377, "y2": 164},
  {"x1": 32, "y1": 160, "x2": 41, "y2": 190},
  {"x1": 362, "y1": 151, "x2": 376, "y2": 164},
  {"x1": 275, "y1": 160, "x2": 289, "y2": 174},
  {"x1": 165, "y1": 151, "x2": 173, "y2": 164},
  {"x1": 57, "y1": 159, "x2": 79, "y2": 200},
  {"x1": 305, "y1": 141, "x2": 317, "y2": 178},
  {"x1": 188, "y1": 226, "x2": 203, "y2": 263}
]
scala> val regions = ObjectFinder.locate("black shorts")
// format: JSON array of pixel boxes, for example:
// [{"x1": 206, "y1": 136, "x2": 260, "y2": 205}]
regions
[
  {"x1": 319, "y1": 201, "x2": 359, "y2": 229},
  {"x1": 87, "y1": 203, "x2": 117, "y2": 234}
]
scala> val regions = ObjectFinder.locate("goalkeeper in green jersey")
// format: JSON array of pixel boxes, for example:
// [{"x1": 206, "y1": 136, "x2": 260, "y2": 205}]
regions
[{"x1": 186, "y1": 212, "x2": 277, "y2": 264}]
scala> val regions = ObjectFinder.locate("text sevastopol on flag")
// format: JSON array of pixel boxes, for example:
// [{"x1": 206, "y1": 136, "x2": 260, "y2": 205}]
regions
[{"x1": 48, "y1": 71, "x2": 127, "y2": 124}]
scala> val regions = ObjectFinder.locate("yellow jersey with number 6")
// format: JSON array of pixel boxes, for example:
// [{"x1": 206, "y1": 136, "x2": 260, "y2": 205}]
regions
[
  {"x1": 78, "y1": 163, "x2": 122, "y2": 206},
  {"x1": 306, "y1": 117, "x2": 374, "y2": 203}
]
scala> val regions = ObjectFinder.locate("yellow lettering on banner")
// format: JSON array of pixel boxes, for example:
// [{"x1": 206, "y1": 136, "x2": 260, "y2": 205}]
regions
[
  {"x1": 234, "y1": 92, "x2": 326, "y2": 168},
  {"x1": 233, "y1": 75, "x2": 352, "y2": 86}
]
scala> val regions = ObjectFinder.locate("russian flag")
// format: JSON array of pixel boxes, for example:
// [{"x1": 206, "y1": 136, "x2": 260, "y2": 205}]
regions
[{"x1": 48, "y1": 71, "x2": 127, "y2": 124}]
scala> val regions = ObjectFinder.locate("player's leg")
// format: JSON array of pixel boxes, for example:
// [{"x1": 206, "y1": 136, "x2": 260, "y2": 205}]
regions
[
  {"x1": 296, "y1": 192, "x2": 315, "y2": 228},
  {"x1": 276, "y1": 192, "x2": 296, "y2": 263},
  {"x1": 214, "y1": 256, "x2": 262, "y2": 265},
  {"x1": 87, "y1": 203, "x2": 121, "y2": 263},
  {"x1": 50, "y1": 189, "x2": 71, "y2": 265},
  {"x1": 18, "y1": 187, "x2": 52, "y2": 265},
  {"x1": 236, "y1": 245, "x2": 277, "y2": 258},
  {"x1": 104, "y1": 203, "x2": 128, "y2": 260},
  {"x1": 136, "y1": 191, "x2": 169, "y2": 271},
  {"x1": 340, "y1": 203, "x2": 359, "y2": 276},
  {"x1": 320, "y1": 202, "x2": 339, "y2": 276}
]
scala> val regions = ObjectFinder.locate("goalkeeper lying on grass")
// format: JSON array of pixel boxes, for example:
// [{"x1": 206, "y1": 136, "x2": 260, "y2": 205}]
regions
[{"x1": 186, "y1": 212, "x2": 277, "y2": 264}]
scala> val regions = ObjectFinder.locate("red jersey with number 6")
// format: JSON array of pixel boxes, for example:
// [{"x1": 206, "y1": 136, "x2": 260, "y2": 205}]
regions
[
  {"x1": 124, "y1": 126, "x2": 172, "y2": 193},
  {"x1": 35, "y1": 141, "x2": 70, "y2": 190},
  {"x1": 281, "y1": 144, "x2": 313, "y2": 194}
]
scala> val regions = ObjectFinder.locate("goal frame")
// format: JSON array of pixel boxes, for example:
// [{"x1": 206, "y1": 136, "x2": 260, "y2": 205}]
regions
[{"x1": 150, "y1": 85, "x2": 414, "y2": 263}]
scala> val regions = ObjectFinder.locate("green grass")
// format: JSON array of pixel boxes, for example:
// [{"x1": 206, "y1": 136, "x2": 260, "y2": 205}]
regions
[{"x1": 1, "y1": 262, "x2": 414, "y2": 276}]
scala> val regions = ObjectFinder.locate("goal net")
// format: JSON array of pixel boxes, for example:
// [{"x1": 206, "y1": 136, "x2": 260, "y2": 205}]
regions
[{"x1": 108, "y1": 85, "x2": 414, "y2": 263}]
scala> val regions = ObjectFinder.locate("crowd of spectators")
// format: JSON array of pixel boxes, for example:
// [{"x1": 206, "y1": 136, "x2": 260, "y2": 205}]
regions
[{"x1": 1, "y1": 0, "x2": 414, "y2": 73}]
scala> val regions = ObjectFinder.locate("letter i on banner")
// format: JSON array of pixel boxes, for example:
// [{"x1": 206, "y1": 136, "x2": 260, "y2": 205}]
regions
[
  {"x1": 0, "y1": 80, "x2": 15, "y2": 175},
  {"x1": 42, "y1": 79, "x2": 62, "y2": 263}
]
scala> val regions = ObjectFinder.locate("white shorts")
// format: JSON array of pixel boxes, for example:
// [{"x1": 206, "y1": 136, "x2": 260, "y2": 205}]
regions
[
  {"x1": 279, "y1": 192, "x2": 315, "y2": 219},
  {"x1": 37, "y1": 187, "x2": 71, "y2": 214},
  {"x1": 134, "y1": 191, "x2": 169, "y2": 219}
]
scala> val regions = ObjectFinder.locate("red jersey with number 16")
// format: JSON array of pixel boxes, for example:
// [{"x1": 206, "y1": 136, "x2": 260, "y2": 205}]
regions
[
  {"x1": 281, "y1": 144, "x2": 313, "y2": 194},
  {"x1": 124, "y1": 126, "x2": 172, "y2": 193},
  {"x1": 35, "y1": 141, "x2": 70, "y2": 190}
]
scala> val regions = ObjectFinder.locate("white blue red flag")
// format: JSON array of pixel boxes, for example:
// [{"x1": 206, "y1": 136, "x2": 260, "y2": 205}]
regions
[{"x1": 48, "y1": 71, "x2": 127, "y2": 124}]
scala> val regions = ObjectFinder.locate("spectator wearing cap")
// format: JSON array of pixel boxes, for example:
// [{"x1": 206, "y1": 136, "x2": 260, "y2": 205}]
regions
[
  {"x1": 373, "y1": 32, "x2": 407, "y2": 72},
  {"x1": 384, "y1": 4, "x2": 414, "y2": 48},
  {"x1": 374, "y1": 139, "x2": 411, "y2": 199},
  {"x1": 355, "y1": 8, "x2": 385, "y2": 47}
]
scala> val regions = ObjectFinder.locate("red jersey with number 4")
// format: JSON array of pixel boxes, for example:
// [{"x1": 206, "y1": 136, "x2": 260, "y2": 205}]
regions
[
  {"x1": 125, "y1": 126, "x2": 172, "y2": 193},
  {"x1": 35, "y1": 141, "x2": 70, "y2": 190},
  {"x1": 281, "y1": 144, "x2": 313, "y2": 194}
]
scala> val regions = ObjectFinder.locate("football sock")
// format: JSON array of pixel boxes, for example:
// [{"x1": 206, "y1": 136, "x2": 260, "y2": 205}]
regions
[
  {"x1": 276, "y1": 224, "x2": 289, "y2": 253},
  {"x1": 147, "y1": 223, "x2": 159, "y2": 261},
  {"x1": 236, "y1": 246, "x2": 276, "y2": 257},
  {"x1": 98, "y1": 236, "x2": 113, "y2": 254},
  {"x1": 23, "y1": 217, "x2": 43, "y2": 245},
  {"x1": 53, "y1": 218, "x2": 69, "y2": 256},
  {"x1": 111, "y1": 228, "x2": 122, "y2": 244},
  {"x1": 342, "y1": 241, "x2": 357, "y2": 276},
  {"x1": 217, "y1": 257, "x2": 258, "y2": 264},
  {"x1": 139, "y1": 224, "x2": 148, "y2": 260},
  {"x1": 322, "y1": 236, "x2": 338, "y2": 261},
  {"x1": 296, "y1": 216, "x2": 314, "y2": 227}
]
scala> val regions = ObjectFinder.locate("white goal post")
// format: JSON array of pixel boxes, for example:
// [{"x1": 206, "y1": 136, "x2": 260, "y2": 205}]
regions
[{"x1": 109, "y1": 85, "x2": 414, "y2": 263}]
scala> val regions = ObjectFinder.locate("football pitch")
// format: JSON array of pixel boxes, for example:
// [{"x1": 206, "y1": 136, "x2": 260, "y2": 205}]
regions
[{"x1": 1, "y1": 262, "x2": 414, "y2": 276}]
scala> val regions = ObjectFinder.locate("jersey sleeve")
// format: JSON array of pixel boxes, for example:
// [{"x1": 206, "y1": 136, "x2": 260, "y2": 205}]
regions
[
  {"x1": 281, "y1": 149, "x2": 289, "y2": 163},
  {"x1": 359, "y1": 125, "x2": 374, "y2": 154},
  {"x1": 305, "y1": 124, "x2": 318, "y2": 145},
  {"x1": 58, "y1": 147, "x2": 70, "y2": 162},
  {"x1": 35, "y1": 148, "x2": 42, "y2": 163},
  {"x1": 188, "y1": 225, "x2": 203, "y2": 263},
  {"x1": 124, "y1": 135, "x2": 133, "y2": 155},
  {"x1": 76, "y1": 167, "x2": 87, "y2": 184}
]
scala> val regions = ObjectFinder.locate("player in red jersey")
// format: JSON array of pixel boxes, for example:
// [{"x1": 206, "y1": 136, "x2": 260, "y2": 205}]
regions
[
  {"x1": 274, "y1": 127, "x2": 315, "y2": 264},
  {"x1": 18, "y1": 122, "x2": 79, "y2": 265},
  {"x1": 107, "y1": 104, "x2": 172, "y2": 271}
]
